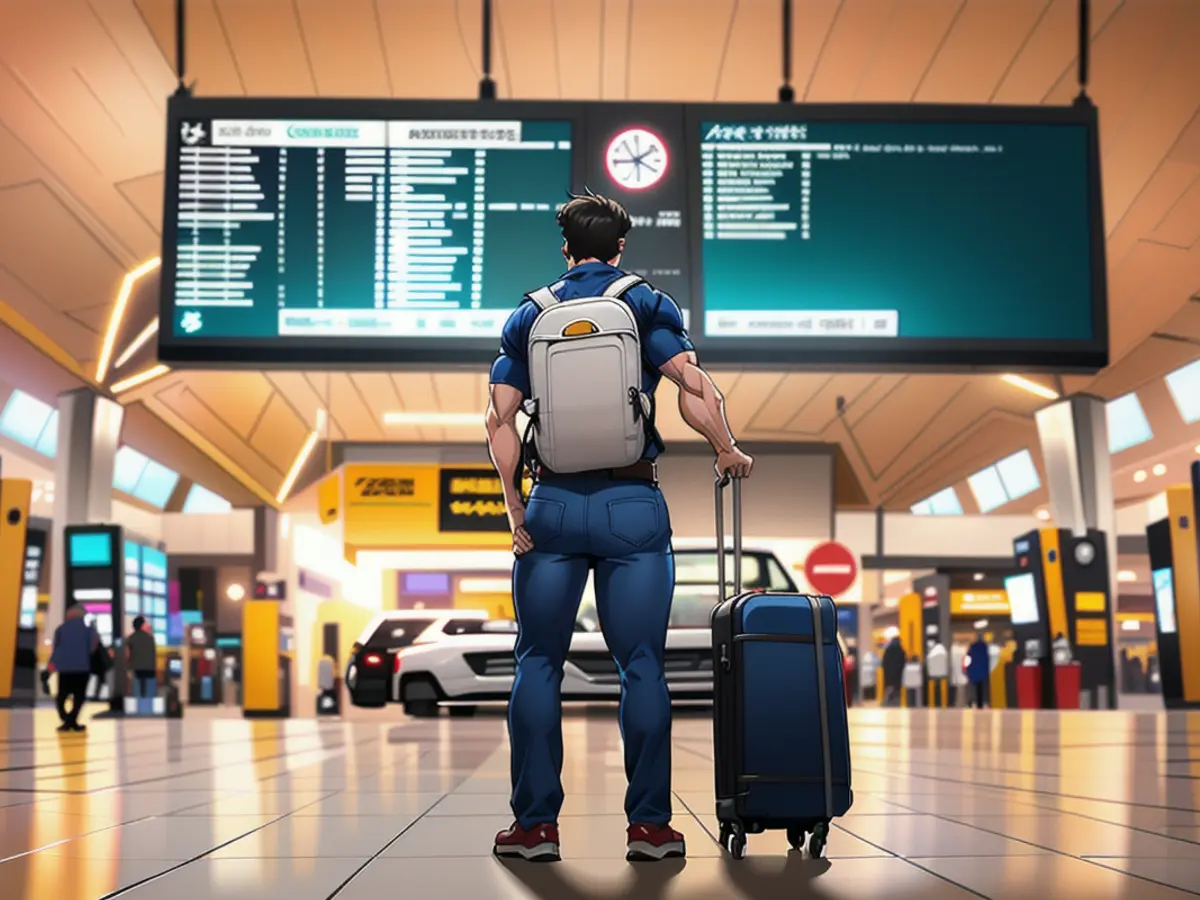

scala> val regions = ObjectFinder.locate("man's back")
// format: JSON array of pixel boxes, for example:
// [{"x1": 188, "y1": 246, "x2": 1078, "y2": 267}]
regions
[
  {"x1": 53, "y1": 617, "x2": 95, "y2": 674},
  {"x1": 128, "y1": 629, "x2": 156, "y2": 672}
]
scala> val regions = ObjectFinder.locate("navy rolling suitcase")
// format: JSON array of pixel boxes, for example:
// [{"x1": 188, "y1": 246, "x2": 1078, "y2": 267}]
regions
[{"x1": 710, "y1": 476, "x2": 853, "y2": 859}]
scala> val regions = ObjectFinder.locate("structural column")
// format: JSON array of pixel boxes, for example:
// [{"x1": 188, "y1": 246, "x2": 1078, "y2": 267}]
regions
[
  {"x1": 46, "y1": 389, "x2": 124, "y2": 638},
  {"x1": 1034, "y1": 394, "x2": 1118, "y2": 695}
]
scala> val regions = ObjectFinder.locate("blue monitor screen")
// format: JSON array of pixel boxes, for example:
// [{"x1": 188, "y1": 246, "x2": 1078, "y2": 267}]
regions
[
  {"x1": 142, "y1": 547, "x2": 168, "y2": 580},
  {"x1": 69, "y1": 533, "x2": 113, "y2": 568},
  {"x1": 697, "y1": 119, "x2": 1094, "y2": 344},
  {"x1": 1153, "y1": 568, "x2": 1177, "y2": 634}
]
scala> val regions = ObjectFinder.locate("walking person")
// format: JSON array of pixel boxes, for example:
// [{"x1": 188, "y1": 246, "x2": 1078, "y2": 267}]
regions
[
  {"x1": 49, "y1": 605, "x2": 99, "y2": 732},
  {"x1": 486, "y1": 190, "x2": 753, "y2": 863},
  {"x1": 126, "y1": 616, "x2": 158, "y2": 706},
  {"x1": 881, "y1": 635, "x2": 906, "y2": 707},
  {"x1": 966, "y1": 631, "x2": 991, "y2": 709}
]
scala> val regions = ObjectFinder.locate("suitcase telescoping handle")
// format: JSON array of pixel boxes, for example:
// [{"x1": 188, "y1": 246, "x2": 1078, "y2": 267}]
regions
[{"x1": 714, "y1": 474, "x2": 744, "y2": 597}]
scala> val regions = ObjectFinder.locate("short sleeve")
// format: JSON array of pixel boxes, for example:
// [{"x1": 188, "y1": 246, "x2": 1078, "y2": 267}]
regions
[
  {"x1": 638, "y1": 288, "x2": 694, "y2": 370},
  {"x1": 488, "y1": 302, "x2": 533, "y2": 398}
]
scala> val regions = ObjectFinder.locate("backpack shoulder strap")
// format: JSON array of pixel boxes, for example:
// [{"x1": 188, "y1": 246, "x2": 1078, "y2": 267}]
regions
[
  {"x1": 528, "y1": 286, "x2": 559, "y2": 311},
  {"x1": 602, "y1": 273, "x2": 644, "y2": 298}
]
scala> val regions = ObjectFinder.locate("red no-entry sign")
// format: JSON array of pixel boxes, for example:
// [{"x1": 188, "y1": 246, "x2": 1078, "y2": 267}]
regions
[{"x1": 804, "y1": 542, "x2": 858, "y2": 597}]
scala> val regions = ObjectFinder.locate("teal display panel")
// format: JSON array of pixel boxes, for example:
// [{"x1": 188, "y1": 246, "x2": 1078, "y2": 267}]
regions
[
  {"x1": 684, "y1": 103, "x2": 1106, "y2": 371},
  {"x1": 161, "y1": 97, "x2": 579, "y2": 366},
  {"x1": 69, "y1": 533, "x2": 113, "y2": 567}
]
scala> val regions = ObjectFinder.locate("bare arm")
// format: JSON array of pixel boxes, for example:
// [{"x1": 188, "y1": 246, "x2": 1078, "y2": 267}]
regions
[
  {"x1": 659, "y1": 351, "x2": 736, "y2": 453},
  {"x1": 485, "y1": 383, "x2": 526, "y2": 519}
]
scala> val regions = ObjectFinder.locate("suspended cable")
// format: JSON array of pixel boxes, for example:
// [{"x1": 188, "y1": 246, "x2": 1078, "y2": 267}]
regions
[
  {"x1": 479, "y1": 0, "x2": 497, "y2": 99},
  {"x1": 778, "y1": 0, "x2": 794, "y2": 103},
  {"x1": 174, "y1": 0, "x2": 190, "y2": 96},
  {"x1": 1075, "y1": 0, "x2": 1090, "y2": 104}
]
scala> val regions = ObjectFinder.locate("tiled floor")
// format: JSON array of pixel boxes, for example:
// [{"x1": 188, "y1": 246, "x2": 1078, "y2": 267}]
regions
[{"x1": 0, "y1": 706, "x2": 1197, "y2": 898}]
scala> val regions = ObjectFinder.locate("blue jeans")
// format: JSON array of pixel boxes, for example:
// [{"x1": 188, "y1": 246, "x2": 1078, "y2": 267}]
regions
[
  {"x1": 510, "y1": 473, "x2": 675, "y2": 830},
  {"x1": 134, "y1": 674, "x2": 157, "y2": 698}
]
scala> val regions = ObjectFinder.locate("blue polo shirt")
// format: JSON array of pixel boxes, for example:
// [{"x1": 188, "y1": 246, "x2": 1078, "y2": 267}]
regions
[{"x1": 489, "y1": 262, "x2": 693, "y2": 461}]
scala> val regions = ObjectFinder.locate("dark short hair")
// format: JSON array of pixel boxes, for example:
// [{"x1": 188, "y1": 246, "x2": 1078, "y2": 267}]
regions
[
  {"x1": 557, "y1": 189, "x2": 631, "y2": 262},
  {"x1": 133, "y1": 616, "x2": 146, "y2": 631}
]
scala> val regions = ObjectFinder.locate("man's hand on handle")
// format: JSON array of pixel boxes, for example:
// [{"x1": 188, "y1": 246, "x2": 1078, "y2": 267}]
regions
[
  {"x1": 715, "y1": 445, "x2": 754, "y2": 479},
  {"x1": 508, "y1": 505, "x2": 534, "y2": 557}
]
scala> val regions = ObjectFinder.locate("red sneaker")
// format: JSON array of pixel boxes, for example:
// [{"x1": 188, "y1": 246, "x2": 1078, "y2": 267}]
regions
[
  {"x1": 626, "y1": 822, "x2": 686, "y2": 861},
  {"x1": 493, "y1": 822, "x2": 561, "y2": 862}
]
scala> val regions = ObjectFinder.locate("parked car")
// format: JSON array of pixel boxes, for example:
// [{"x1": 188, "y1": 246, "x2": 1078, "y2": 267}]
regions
[
  {"x1": 392, "y1": 549, "x2": 855, "y2": 717},
  {"x1": 345, "y1": 609, "x2": 490, "y2": 708}
]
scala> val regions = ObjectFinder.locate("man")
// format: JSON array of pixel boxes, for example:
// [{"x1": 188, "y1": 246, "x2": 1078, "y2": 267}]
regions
[
  {"x1": 49, "y1": 604, "x2": 99, "y2": 732},
  {"x1": 966, "y1": 631, "x2": 991, "y2": 709},
  {"x1": 127, "y1": 616, "x2": 158, "y2": 702},
  {"x1": 881, "y1": 635, "x2": 905, "y2": 707},
  {"x1": 487, "y1": 191, "x2": 752, "y2": 863}
]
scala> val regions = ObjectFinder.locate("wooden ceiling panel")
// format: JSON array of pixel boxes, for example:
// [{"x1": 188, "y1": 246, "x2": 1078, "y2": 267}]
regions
[
  {"x1": 1171, "y1": 112, "x2": 1200, "y2": 168},
  {"x1": 1107, "y1": 241, "x2": 1200, "y2": 363},
  {"x1": 0, "y1": 183, "x2": 125, "y2": 313},
  {"x1": 627, "y1": 0, "x2": 736, "y2": 102},
  {"x1": 133, "y1": 0, "x2": 246, "y2": 97},
  {"x1": 1106, "y1": 160, "x2": 1198, "y2": 265},
  {"x1": 721, "y1": 372, "x2": 786, "y2": 435},
  {"x1": 147, "y1": 382, "x2": 284, "y2": 490},
  {"x1": 898, "y1": 414, "x2": 1038, "y2": 507},
  {"x1": 183, "y1": 371, "x2": 274, "y2": 439},
  {"x1": 375, "y1": 0, "x2": 478, "y2": 100},
  {"x1": 849, "y1": 375, "x2": 966, "y2": 473},
  {"x1": 990, "y1": 0, "x2": 1121, "y2": 104},
  {"x1": 327, "y1": 372, "x2": 383, "y2": 440},
  {"x1": 488, "y1": 0, "x2": 561, "y2": 101},
  {"x1": 215, "y1": 0, "x2": 317, "y2": 97},
  {"x1": 115, "y1": 172, "x2": 164, "y2": 235},
  {"x1": 1157, "y1": 302, "x2": 1200, "y2": 341},
  {"x1": 711, "y1": 0, "x2": 781, "y2": 103},
  {"x1": 1086, "y1": 334, "x2": 1200, "y2": 399},
  {"x1": 347, "y1": 372, "x2": 403, "y2": 424},
  {"x1": 744, "y1": 373, "x2": 833, "y2": 432},
  {"x1": 293, "y1": 0, "x2": 393, "y2": 98},
  {"x1": 914, "y1": 0, "x2": 1051, "y2": 103},
  {"x1": 805, "y1": 0, "x2": 901, "y2": 102},
  {"x1": 264, "y1": 372, "x2": 346, "y2": 440},
  {"x1": 247, "y1": 391, "x2": 309, "y2": 473},
  {"x1": 432, "y1": 372, "x2": 486, "y2": 414},
  {"x1": 852, "y1": 0, "x2": 965, "y2": 103},
  {"x1": 784, "y1": 374, "x2": 882, "y2": 436},
  {"x1": 843, "y1": 374, "x2": 906, "y2": 428},
  {"x1": 1151, "y1": 176, "x2": 1200, "y2": 249}
]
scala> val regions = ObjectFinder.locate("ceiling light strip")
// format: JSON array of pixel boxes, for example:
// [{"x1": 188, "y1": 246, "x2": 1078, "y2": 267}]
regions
[
  {"x1": 113, "y1": 318, "x2": 160, "y2": 371},
  {"x1": 999, "y1": 374, "x2": 1059, "y2": 401},
  {"x1": 276, "y1": 419, "x2": 323, "y2": 504},
  {"x1": 96, "y1": 257, "x2": 161, "y2": 384},
  {"x1": 111, "y1": 363, "x2": 171, "y2": 394},
  {"x1": 383, "y1": 412, "x2": 483, "y2": 427}
]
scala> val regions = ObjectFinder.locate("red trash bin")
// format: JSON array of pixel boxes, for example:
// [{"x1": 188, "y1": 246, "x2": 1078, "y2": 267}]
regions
[
  {"x1": 1015, "y1": 664, "x2": 1042, "y2": 709},
  {"x1": 1055, "y1": 663, "x2": 1082, "y2": 709}
]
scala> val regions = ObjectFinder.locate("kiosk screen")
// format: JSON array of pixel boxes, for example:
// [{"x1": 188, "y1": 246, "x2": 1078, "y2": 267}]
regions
[
  {"x1": 1153, "y1": 567, "x2": 1177, "y2": 634},
  {"x1": 1005, "y1": 572, "x2": 1040, "y2": 625}
]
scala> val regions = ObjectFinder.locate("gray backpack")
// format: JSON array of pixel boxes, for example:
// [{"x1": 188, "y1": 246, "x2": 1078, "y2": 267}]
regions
[{"x1": 522, "y1": 274, "x2": 661, "y2": 474}]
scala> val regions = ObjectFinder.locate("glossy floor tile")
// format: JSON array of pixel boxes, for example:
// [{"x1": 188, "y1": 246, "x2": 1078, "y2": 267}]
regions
[{"x1": 0, "y1": 706, "x2": 1197, "y2": 898}]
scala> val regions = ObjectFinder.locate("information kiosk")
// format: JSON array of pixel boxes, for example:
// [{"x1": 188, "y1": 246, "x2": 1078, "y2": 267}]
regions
[
  {"x1": 1146, "y1": 474, "x2": 1200, "y2": 709},
  {"x1": 63, "y1": 524, "x2": 127, "y2": 712},
  {"x1": 0, "y1": 477, "x2": 32, "y2": 707}
]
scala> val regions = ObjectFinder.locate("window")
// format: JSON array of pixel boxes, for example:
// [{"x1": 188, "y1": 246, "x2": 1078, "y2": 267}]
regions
[
  {"x1": 112, "y1": 446, "x2": 180, "y2": 509},
  {"x1": 1106, "y1": 393, "x2": 1153, "y2": 453},
  {"x1": 182, "y1": 484, "x2": 232, "y2": 513},
  {"x1": 969, "y1": 450, "x2": 1041, "y2": 513},
  {"x1": 0, "y1": 390, "x2": 57, "y2": 455},
  {"x1": 1165, "y1": 360, "x2": 1200, "y2": 424},
  {"x1": 910, "y1": 487, "x2": 963, "y2": 516},
  {"x1": 365, "y1": 619, "x2": 435, "y2": 650}
]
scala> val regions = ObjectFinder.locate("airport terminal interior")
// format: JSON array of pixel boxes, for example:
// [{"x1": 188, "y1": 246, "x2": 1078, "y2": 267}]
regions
[{"x1": 0, "y1": 0, "x2": 1199, "y2": 897}]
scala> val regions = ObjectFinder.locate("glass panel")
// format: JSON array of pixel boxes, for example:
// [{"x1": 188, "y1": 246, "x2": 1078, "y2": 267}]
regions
[
  {"x1": 927, "y1": 487, "x2": 963, "y2": 516},
  {"x1": 113, "y1": 446, "x2": 150, "y2": 493},
  {"x1": 1106, "y1": 393, "x2": 1154, "y2": 454},
  {"x1": 366, "y1": 619, "x2": 435, "y2": 650},
  {"x1": 0, "y1": 390, "x2": 53, "y2": 448},
  {"x1": 968, "y1": 466, "x2": 1009, "y2": 513},
  {"x1": 182, "y1": 484, "x2": 232, "y2": 513},
  {"x1": 910, "y1": 500, "x2": 933, "y2": 516},
  {"x1": 34, "y1": 410, "x2": 58, "y2": 457},
  {"x1": 995, "y1": 450, "x2": 1041, "y2": 501},
  {"x1": 1165, "y1": 360, "x2": 1200, "y2": 424},
  {"x1": 134, "y1": 460, "x2": 180, "y2": 508}
]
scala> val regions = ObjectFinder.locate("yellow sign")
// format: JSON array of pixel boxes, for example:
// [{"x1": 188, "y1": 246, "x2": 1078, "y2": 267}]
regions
[
  {"x1": 1075, "y1": 617, "x2": 1108, "y2": 647},
  {"x1": 341, "y1": 464, "x2": 511, "y2": 550},
  {"x1": 949, "y1": 590, "x2": 1009, "y2": 615},
  {"x1": 1074, "y1": 591, "x2": 1106, "y2": 612}
]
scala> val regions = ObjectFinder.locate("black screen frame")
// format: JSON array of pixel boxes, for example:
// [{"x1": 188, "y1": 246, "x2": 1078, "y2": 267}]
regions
[
  {"x1": 681, "y1": 100, "x2": 1108, "y2": 372},
  {"x1": 160, "y1": 95, "x2": 590, "y2": 367},
  {"x1": 161, "y1": 96, "x2": 1107, "y2": 372}
]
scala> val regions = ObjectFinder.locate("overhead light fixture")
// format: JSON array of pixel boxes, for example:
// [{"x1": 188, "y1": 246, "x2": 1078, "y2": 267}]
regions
[
  {"x1": 1116, "y1": 570, "x2": 1137, "y2": 583},
  {"x1": 226, "y1": 583, "x2": 246, "y2": 602},
  {"x1": 1152, "y1": 463, "x2": 1166, "y2": 477},
  {"x1": 974, "y1": 619, "x2": 989, "y2": 630},
  {"x1": 113, "y1": 317, "x2": 159, "y2": 371},
  {"x1": 383, "y1": 412, "x2": 482, "y2": 427},
  {"x1": 1120, "y1": 620, "x2": 1140, "y2": 632},
  {"x1": 882, "y1": 571, "x2": 911, "y2": 585},
  {"x1": 96, "y1": 257, "x2": 161, "y2": 383},
  {"x1": 1000, "y1": 374, "x2": 1059, "y2": 401},
  {"x1": 110, "y1": 363, "x2": 171, "y2": 394},
  {"x1": 1035, "y1": 508, "x2": 1051, "y2": 521},
  {"x1": 276, "y1": 412, "x2": 324, "y2": 504},
  {"x1": 973, "y1": 573, "x2": 985, "y2": 581},
  {"x1": 1133, "y1": 470, "x2": 1147, "y2": 483},
  {"x1": 459, "y1": 578, "x2": 512, "y2": 594},
  {"x1": 1195, "y1": 444, "x2": 1200, "y2": 454}
]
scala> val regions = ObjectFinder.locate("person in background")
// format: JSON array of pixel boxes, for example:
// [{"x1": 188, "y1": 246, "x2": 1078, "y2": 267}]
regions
[
  {"x1": 903, "y1": 654, "x2": 923, "y2": 707},
  {"x1": 925, "y1": 640, "x2": 949, "y2": 707},
  {"x1": 966, "y1": 631, "x2": 991, "y2": 709},
  {"x1": 126, "y1": 616, "x2": 158, "y2": 701},
  {"x1": 49, "y1": 605, "x2": 99, "y2": 732},
  {"x1": 858, "y1": 646, "x2": 878, "y2": 703},
  {"x1": 882, "y1": 636, "x2": 906, "y2": 707},
  {"x1": 950, "y1": 641, "x2": 968, "y2": 706}
]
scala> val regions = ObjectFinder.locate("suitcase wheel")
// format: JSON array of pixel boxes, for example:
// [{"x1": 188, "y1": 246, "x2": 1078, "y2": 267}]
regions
[
  {"x1": 807, "y1": 821, "x2": 829, "y2": 859},
  {"x1": 719, "y1": 822, "x2": 747, "y2": 860},
  {"x1": 786, "y1": 825, "x2": 805, "y2": 852}
]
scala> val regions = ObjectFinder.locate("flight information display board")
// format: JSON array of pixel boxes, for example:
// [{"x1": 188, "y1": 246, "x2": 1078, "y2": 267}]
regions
[{"x1": 688, "y1": 105, "x2": 1105, "y2": 369}]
